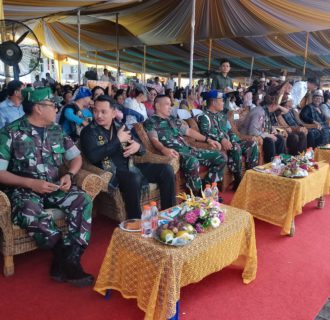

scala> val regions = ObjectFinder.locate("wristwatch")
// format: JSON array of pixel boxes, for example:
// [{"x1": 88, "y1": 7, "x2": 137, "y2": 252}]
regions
[
  {"x1": 204, "y1": 136, "x2": 209, "y2": 143},
  {"x1": 66, "y1": 172, "x2": 75, "y2": 182}
]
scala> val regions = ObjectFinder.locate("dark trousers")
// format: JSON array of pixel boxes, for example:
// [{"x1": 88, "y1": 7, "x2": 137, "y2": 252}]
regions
[
  {"x1": 286, "y1": 132, "x2": 307, "y2": 156},
  {"x1": 263, "y1": 135, "x2": 286, "y2": 163},
  {"x1": 116, "y1": 163, "x2": 176, "y2": 219}
]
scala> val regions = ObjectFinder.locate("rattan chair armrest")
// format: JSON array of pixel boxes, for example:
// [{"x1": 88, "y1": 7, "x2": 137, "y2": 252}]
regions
[
  {"x1": 302, "y1": 123, "x2": 319, "y2": 129},
  {"x1": 75, "y1": 169, "x2": 104, "y2": 200},
  {"x1": 133, "y1": 151, "x2": 180, "y2": 174},
  {"x1": 0, "y1": 191, "x2": 12, "y2": 231},
  {"x1": 81, "y1": 162, "x2": 112, "y2": 192},
  {"x1": 185, "y1": 137, "x2": 214, "y2": 150}
]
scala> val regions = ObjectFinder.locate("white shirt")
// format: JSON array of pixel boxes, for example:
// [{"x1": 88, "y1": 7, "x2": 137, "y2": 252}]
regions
[
  {"x1": 166, "y1": 79, "x2": 175, "y2": 91},
  {"x1": 100, "y1": 75, "x2": 110, "y2": 82},
  {"x1": 124, "y1": 98, "x2": 148, "y2": 129}
]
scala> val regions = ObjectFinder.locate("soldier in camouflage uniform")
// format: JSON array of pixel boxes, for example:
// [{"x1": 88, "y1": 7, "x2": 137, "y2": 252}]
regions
[
  {"x1": 197, "y1": 90, "x2": 259, "y2": 189},
  {"x1": 0, "y1": 97, "x2": 93, "y2": 287},
  {"x1": 144, "y1": 95, "x2": 227, "y2": 191}
]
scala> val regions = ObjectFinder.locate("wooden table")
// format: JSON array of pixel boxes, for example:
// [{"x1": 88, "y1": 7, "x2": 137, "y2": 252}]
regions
[
  {"x1": 231, "y1": 162, "x2": 330, "y2": 236},
  {"x1": 94, "y1": 205, "x2": 257, "y2": 320}
]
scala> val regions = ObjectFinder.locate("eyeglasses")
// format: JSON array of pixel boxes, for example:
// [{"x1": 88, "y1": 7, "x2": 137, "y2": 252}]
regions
[{"x1": 38, "y1": 102, "x2": 57, "y2": 109}]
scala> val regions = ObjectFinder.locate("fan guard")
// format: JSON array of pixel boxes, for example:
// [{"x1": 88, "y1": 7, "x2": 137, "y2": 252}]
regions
[{"x1": 0, "y1": 19, "x2": 41, "y2": 79}]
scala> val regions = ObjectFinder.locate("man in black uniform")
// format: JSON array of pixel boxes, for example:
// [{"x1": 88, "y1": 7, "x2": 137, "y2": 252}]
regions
[{"x1": 80, "y1": 95, "x2": 176, "y2": 218}]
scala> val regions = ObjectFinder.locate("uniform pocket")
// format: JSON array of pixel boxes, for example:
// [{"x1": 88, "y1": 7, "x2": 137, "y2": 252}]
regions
[
  {"x1": 12, "y1": 140, "x2": 36, "y2": 169},
  {"x1": 51, "y1": 143, "x2": 65, "y2": 166}
]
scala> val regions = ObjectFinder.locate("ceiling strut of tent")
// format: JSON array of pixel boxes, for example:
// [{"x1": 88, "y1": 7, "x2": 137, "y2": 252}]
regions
[
  {"x1": 189, "y1": 0, "x2": 196, "y2": 89},
  {"x1": 208, "y1": 39, "x2": 212, "y2": 72},
  {"x1": 77, "y1": 9, "x2": 81, "y2": 85},
  {"x1": 249, "y1": 56, "x2": 255, "y2": 85},
  {"x1": 303, "y1": 32, "x2": 310, "y2": 76},
  {"x1": 116, "y1": 12, "x2": 120, "y2": 83},
  {"x1": 143, "y1": 45, "x2": 146, "y2": 84}
]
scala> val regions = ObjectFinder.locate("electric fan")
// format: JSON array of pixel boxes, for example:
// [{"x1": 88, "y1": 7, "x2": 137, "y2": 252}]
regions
[{"x1": 0, "y1": 19, "x2": 41, "y2": 80}]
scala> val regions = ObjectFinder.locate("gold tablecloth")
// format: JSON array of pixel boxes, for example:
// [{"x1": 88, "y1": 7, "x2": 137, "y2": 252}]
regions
[
  {"x1": 94, "y1": 205, "x2": 257, "y2": 320},
  {"x1": 315, "y1": 149, "x2": 330, "y2": 193},
  {"x1": 315, "y1": 148, "x2": 330, "y2": 163},
  {"x1": 231, "y1": 162, "x2": 330, "y2": 235}
]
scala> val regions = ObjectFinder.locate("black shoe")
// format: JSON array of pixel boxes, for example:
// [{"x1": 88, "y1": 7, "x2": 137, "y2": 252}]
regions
[
  {"x1": 50, "y1": 239, "x2": 66, "y2": 282},
  {"x1": 62, "y1": 244, "x2": 94, "y2": 287},
  {"x1": 232, "y1": 174, "x2": 242, "y2": 191}
]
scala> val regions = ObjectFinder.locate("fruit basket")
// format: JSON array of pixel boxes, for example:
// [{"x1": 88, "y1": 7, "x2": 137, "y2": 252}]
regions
[{"x1": 154, "y1": 221, "x2": 196, "y2": 246}]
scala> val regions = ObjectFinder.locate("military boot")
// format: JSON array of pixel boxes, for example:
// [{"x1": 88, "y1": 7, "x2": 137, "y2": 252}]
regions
[
  {"x1": 232, "y1": 173, "x2": 242, "y2": 191},
  {"x1": 62, "y1": 243, "x2": 94, "y2": 287},
  {"x1": 50, "y1": 239, "x2": 66, "y2": 282}
]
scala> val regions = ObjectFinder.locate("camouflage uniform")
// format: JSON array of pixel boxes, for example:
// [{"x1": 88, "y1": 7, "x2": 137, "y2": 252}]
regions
[
  {"x1": 0, "y1": 116, "x2": 92, "y2": 249},
  {"x1": 144, "y1": 115, "x2": 227, "y2": 191},
  {"x1": 197, "y1": 110, "x2": 259, "y2": 176}
]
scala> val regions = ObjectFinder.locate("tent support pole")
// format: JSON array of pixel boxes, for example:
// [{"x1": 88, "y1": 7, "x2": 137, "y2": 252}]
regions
[
  {"x1": 303, "y1": 32, "x2": 310, "y2": 76},
  {"x1": 189, "y1": 0, "x2": 196, "y2": 89},
  {"x1": 95, "y1": 51, "x2": 98, "y2": 69},
  {"x1": 178, "y1": 73, "x2": 182, "y2": 88},
  {"x1": 249, "y1": 56, "x2": 254, "y2": 85},
  {"x1": 143, "y1": 45, "x2": 146, "y2": 84},
  {"x1": 77, "y1": 9, "x2": 81, "y2": 85},
  {"x1": 116, "y1": 13, "x2": 120, "y2": 83},
  {"x1": 208, "y1": 39, "x2": 212, "y2": 71}
]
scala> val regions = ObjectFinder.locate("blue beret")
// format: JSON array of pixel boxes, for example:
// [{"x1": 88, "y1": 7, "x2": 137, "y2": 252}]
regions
[{"x1": 207, "y1": 90, "x2": 224, "y2": 100}]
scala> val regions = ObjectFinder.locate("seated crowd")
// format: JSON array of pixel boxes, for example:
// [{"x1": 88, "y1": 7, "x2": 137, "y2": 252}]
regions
[{"x1": 0, "y1": 61, "x2": 330, "y2": 287}]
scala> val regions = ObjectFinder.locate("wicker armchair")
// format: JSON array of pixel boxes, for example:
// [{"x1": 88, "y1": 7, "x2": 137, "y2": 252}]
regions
[
  {"x1": 0, "y1": 169, "x2": 103, "y2": 276},
  {"x1": 81, "y1": 137, "x2": 181, "y2": 223},
  {"x1": 134, "y1": 123, "x2": 185, "y2": 194}
]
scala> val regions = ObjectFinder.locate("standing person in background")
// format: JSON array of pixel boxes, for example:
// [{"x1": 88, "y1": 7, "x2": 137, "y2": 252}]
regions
[
  {"x1": 46, "y1": 72, "x2": 56, "y2": 86},
  {"x1": 100, "y1": 69, "x2": 110, "y2": 82},
  {"x1": 33, "y1": 75, "x2": 44, "y2": 89},
  {"x1": 211, "y1": 59, "x2": 234, "y2": 92},
  {"x1": 211, "y1": 59, "x2": 234, "y2": 112},
  {"x1": 166, "y1": 75, "x2": 175, "y2": 91},
  {"x1": 154, "y1": 77, "x2": 164, "y2": 94},
  {"x1": 0, "y1": 80, "x2": 25, "y2": 129}
]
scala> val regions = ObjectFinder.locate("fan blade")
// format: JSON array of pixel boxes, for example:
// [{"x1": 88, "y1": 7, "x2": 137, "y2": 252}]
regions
[
  {"x1": 15, "y1": 31, "x2": 30, "y2": 45},
  {"x1": 13, "y1": 63, "x2": 20, "y2": 80}
]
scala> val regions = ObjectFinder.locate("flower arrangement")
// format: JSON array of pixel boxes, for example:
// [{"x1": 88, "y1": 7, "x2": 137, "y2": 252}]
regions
[
  {"x1": 282, "y1": 151, "x2": 319, "y2": 178},
  {"x1": 176, "y1": 188, "x2": 225, "y2": 233}
]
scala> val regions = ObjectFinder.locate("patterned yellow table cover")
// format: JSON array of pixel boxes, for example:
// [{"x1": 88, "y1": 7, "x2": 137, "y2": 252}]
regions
[
  {"x1": 315, "y1": 148, "x2": 330, "y2": 164},
  {"x1": 231, "y1": 162, "x2": 330, "y2": 235},
  {"x1": 315, "y1": 149, "x2": 330, "y2": 194},
  {"x1": 94, "y1": 205, "x2": 257, "y2": 320}
]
